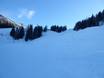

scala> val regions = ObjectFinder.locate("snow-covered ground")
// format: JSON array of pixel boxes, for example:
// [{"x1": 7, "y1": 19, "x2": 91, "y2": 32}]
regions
[{"x1": 0, "y1": 26, "x2": 104, "y2": 78}]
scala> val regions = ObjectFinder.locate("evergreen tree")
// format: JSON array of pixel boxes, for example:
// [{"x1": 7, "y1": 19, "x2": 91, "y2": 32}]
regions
[
  {"x1": 19, "y1": 26, "x2": 25, "y2": 39},
  {"x1": 10, "y1": 27, "x2": 15, "y2": 39},
  {"x1": 62, "y1": 26, "x2": 67, "y2": 31},
  {"x1": 25, "y1": 26, "x2": 30, "y2": 41},
  {"x1": 74, "y1": 21, "x2": 82, "y2": 31},
  {"x1": 51, "y1": 25, "x2": 67, "y2": 32},
  {"x1": 33, "y1": 26, "x2": 43, "y2": 39},
  {"x1": 96, "y1": 12, "x2": 103, "y2": 23},
  {"x1": 15, "y1": 27, "x2": 20, "y2": 40},
  {"x1": 51, "y1": 25, "x2": 57, "y2": 32},
  {"x1": 28, "y1": 24, "x2": 33, "y2": 40},
  {"x1": 89, "y1": 15, "x2": 98, "y2": 26},
  {"x1": 43, "y1": 26, "x2": 48, "y2": 32}
]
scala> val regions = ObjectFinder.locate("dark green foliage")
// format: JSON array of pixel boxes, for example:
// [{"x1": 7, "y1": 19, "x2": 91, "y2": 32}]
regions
[
  {"x1": 10, "y1": 26, "x2": 25, "y2": 40},
  {"x1": 28, "y1": 24, "x2": 34, "y2": 40},
  {"x1": 19, "y1": 26, "x2": 25, "y2": 39},
  {"x1": 10, "y1": 27, "x2": 15, "y2": 39},
  {"x1": 96, "y1": 11, "x2": 104, "y2": 22},
  {"x1": 25, "y1": 27, "x2": 28, "y2": 41},
  {"x1": 25, "y1": 27, "x2": 29, "y2": 41},
  {"x1": 50, "y1": 25, "x2": 57, "y2": 32},
  {"x1": 51, "y1": 25, "x2": 67, "y2": 33},
  {"x1": 89, "y1": 15, "x2": 98, "y2": 26},
  {"x1": 25, "y1": 25, "x2": 43, "y2": 41},
  {"x1": 74, "y1": 10, "x2": 104, "y2": 31},
  {"x1": 25, "y1": 25, "x2": 34, "y2": 41},
  {"x1": 62, "y1": 26, "x2": 67, "y2": 31},
  {"x1": 73, "y1": 21, "x2": 82, "y2": 31},
  {"x1": 33, "y1": 26, "x2": 43, "y2": 39},
  {"x1": 43, "y1": 26, "x2": 48, "y2": 32},
  {"x1": 15, "y1": 27, "x2": 25, "y2": 40}
]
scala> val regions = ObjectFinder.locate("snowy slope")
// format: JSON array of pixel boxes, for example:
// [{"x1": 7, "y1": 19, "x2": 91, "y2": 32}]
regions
[{"x1": 0, "y1": 26, "x2": 104, "y2": 78}]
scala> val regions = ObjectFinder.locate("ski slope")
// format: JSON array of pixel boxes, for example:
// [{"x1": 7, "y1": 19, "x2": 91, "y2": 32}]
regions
[{"x1": 0, "y1": 26, "x2": 104, "y2": 78}]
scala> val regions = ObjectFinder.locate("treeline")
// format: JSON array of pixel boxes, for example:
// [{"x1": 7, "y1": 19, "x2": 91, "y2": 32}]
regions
[
  {"x1": 10, "y1": 9, "x2": 104, "y2": 41},
  {"x1": 10, "y1": 26, "x2": 25, "y2": 40},
  {"x1": 10, "y1": 25, "x2": 67, "y2": 41},
  {"x1": 25, "y1": 25, "x2": 43, "y2": 41},
  {"x1": 74, "y1": 10, "x2": 104, "y2": 31},
  {"x1": 51, "y1": 25, "x2": 67, "y2": 33}
]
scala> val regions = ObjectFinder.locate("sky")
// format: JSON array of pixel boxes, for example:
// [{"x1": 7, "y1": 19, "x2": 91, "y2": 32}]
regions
[{"x1": 0, "y1": 0, "x2": 104, "y2": 28}]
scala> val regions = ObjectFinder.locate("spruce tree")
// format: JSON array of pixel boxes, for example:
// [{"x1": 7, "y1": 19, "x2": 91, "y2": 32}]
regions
[
  {"x1": 10, "y1": 27, "x2": 15, "y2": 39},
  {"x1": 43, "y1": 26, "x2": 48, "y2": 32},
  {"x1": 19, "y1": 26, "x2": 25, "y2": 39}
]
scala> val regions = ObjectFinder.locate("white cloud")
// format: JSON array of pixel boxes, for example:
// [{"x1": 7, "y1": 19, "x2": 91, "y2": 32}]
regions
[
  {"x1": 27, "y1": 10, "x2": 35, "y2": 19},
  {"x1": 18, "y1": 9, "x2": 35, "y2": 19}
]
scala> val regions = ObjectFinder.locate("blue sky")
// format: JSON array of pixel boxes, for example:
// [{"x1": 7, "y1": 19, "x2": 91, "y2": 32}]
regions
[{"x1": 0, "y1": 0, "x2": 104, "y2": 28}]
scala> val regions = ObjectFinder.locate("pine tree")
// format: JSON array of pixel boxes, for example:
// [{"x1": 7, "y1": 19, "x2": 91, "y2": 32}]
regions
[
  {"x1": 15, "y1": 27, "x2": 19, "y2": 40},
  {"x1": 96, "y1": 12, "x2": 103, "y2": 22},
  {"x1": 25, "y1": 26, "x2": 29, "y2": 41},
  {"x1": 43, "y1": 26, "x2": 48, "y2": 32},
  {"x1": 19, "y1": 26, "x2": 25, "y2": 39},
  {"x1": 33, "y1": 26, "x2": 43, "y2": 39},
  {"x1": 62, "y1": 26, "x2": 67, "y2": 31},
  {"x1": 10, "y1": 27, "x2": 15, "y2": 39},
  {"x1": 74, "y1": 21, "x2": 82, "y2": 31},
  {"x1": 28, "y1": 24, "x2": 33, "y2": 40}
]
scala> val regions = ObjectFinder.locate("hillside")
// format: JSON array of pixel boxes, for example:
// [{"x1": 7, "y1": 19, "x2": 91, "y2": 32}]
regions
[
  {"x1": 0, "y1": 25, "x2": 104, "y2": 78},
  {"x1": 0, "y1": 14, "x2": 20, "y2": 28}
]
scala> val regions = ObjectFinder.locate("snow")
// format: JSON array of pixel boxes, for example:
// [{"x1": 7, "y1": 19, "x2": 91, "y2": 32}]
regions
[{"x1": 0, "y1": 26, "x2": 104, "y2": 78}]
